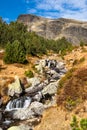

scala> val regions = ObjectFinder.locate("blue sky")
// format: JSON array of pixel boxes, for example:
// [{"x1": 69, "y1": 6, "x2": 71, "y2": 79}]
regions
[{"x1": 0, "y1": 0, "x2": 87, "y2": 23}]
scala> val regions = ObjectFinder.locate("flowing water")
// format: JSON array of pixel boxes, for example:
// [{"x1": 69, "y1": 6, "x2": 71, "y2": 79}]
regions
[{"x1": 6, "y1": 96, "x2": 31, "y2": 111}]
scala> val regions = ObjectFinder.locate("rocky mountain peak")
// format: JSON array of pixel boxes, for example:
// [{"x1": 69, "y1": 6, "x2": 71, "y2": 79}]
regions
[{"x1": 17, "y1": 14, "x2": 87, "y2": 45}]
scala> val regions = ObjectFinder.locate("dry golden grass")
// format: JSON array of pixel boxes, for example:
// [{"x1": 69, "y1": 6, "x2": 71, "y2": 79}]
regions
[{"x1": 57, "y1": 67, "x2": 87, "y2": 110}]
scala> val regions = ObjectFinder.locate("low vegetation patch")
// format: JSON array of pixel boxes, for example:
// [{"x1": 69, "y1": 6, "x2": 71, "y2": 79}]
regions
[
  {"x1": 57, "y1": 67, "x2": 87, "y2": 110},
  {"x1": 58, "y1": 68, "x2": 76, "y2": 89},
  {"x1": 79, "y1": 57, "x2": 85, "y2": 63},
  {"x1": 73, "y1": 57, "x2": 85, "y2": 66},
  {"x1": 24, "y1": 70, "x2": 34, "y2": 78},
  {"x1": 70, "y1": 116, "x2": 87, "y2": 130}
]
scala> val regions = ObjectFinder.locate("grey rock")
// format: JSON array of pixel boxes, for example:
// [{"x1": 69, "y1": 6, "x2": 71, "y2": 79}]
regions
[
  {"x1": 26, "y1": 77, "x2": 40, "y2": 88},
  {"x1": 32, "y1": 92, "x2": 42, "y2": 102},
  {"x1": 8, "y1": 76, "x2": 22, "y2": 96},
  {"x1": 44, "y1": 96, "x2": 56, "y2": 108},
  {"x1": 19, "y1": 124, "x2": 33, "y2": 130},
  {"x1": 52, "y1": 73, "x2": 60, "y2": 80},
  {"x1": 7, "y1": 125, "x2": 32, "y2": 130},
  {"x1": 18, "y1": 14, "x2": 87, "y2": 45},
  {"x1": 13, "y1": 109, "x2": 35, "y2": 120},
  {"x1": 60, "y1": 68, "x2": 67, "y2": 73},
  {"x1": 42, "y1": 81, "x2": 58, "y2": 95},
  {"x1": 56, "y1": 62, "x2": 65, "y2": 70},
  {"x1": 35, "y1": 60, "x2": 46, "y2": 73},
  {"x1": 0, "y1": 112, "x2": 2, "y2": 121},
  {"x1": 46, "y1": 70, "x2": 56, "y2": 75},
  {"x1": 7, "y1": 126, "x2": 20, "y2": 130},
  {"x1": 29, "y1": 101, "x2": 44, "y2": 115}
]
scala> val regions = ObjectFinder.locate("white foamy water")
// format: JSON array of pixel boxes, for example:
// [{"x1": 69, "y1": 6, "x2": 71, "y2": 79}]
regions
[{"x1": 5, "y1": 97, "x2": 31, "y2": 111}]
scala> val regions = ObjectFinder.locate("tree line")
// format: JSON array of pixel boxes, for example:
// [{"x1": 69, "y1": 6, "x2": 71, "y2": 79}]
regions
[{"x1": 0, "y1": 17, "x2": 73, "y2": 64}]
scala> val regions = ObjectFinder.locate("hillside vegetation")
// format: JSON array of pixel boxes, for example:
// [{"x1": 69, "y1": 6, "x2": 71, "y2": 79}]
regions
[
  {"x1": 0, "y1": 17, "x2": 73, "y2": 63},
  {"x1": 57, "y1": 67, "x2": 87, "y2": 110}
]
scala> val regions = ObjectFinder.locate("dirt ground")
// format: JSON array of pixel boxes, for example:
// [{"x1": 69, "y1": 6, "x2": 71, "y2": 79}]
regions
[{"x1": 34, "y1": 101, "x2": 87, "y2": 130}]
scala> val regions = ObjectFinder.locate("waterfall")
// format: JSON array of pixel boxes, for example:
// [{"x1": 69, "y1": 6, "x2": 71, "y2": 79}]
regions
[{"x1": 6, "y1": 96, "x2": 31, "y2": 111}]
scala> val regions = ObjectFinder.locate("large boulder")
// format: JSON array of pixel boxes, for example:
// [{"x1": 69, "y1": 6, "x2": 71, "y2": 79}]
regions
[
  {"x1": 32, "y1": 92, "x2": 42, "y2": 102},
  {"x1": 8, "y1": 126, "x2": 20, "y2": 130},
  {"x1": 7, "y1": 125, "x2": 32, "y2": 130},
  {"x1": 13, "y1": 109, "x2": 34, "y2": 120},
  {"x1": 26, "y1": 77, "x2": 40, "y2": 87},
  {"x1": 8, "y1": 76, "x2": 23, "y2": 96},
  {"x1": 29, "y1": 101, "x2": 44, "y2": 115},
  {"x1": 25, "y1": 77, "x2": 41, "y2": 93},
  {"x1": 56, "y1": 62, "x2": 65, "y2": 70},
  {"x1": 35, "y1": 60, "x2": 46, "y2": 74},
  {"x1": 42, "y1": 81, "x2": 58, "y2": 95}
]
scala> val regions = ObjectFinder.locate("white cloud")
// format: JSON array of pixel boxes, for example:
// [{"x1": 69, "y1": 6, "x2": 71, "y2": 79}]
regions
[
  {"x1": 26, "y1": 0, "x2": 87, "y2": 21},
  {"x1": 27, "y1": 9, "x2": 37, "y2": 14},
  {"x1": 3, "y1": 17, "x2": 10, "y2": 23}
]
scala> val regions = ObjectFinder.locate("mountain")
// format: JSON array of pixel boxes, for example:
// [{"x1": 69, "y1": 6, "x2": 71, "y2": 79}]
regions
[{"x1": 17, "y1": 14, "x2": 87, "y2": 45}]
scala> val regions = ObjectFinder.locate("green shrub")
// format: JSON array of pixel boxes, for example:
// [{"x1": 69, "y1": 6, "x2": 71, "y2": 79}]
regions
[
  {"x1": 80, "y1": 119, "x2": 87, "y2": 130},
  {"x1": 25, "y1": 70, "x2": 34, "y2": 78},
  {"x1": 80, "y1": 41, "x2": 84, "y2": 47},
  {"x1": 58, "y1": 68, "x2": 76, "y2": 88},
  {"x1": 4, "y1": 40, "x2": 27, "y2": 64},
  {"x1": 72, "y1": 57, "x2": 85, "y2": 66},
  {"x1": 66, "y1": 97, "x2": 77, "y2": 110},
  {"x1": 79, "y1": 57, "x2": 85, "y2": 63},
  {"x1": 73, "y1": 59, "x2": 78, "y2": 66},
  {"x1": 70, "y1": 116, "x2": 80, "y2": 130},
  {"x1": 70, "y1": 116, "x2": 87, "y2": 130}
]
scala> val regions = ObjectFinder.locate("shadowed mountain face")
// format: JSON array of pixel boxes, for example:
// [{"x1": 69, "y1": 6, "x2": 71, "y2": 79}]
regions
[{"x1": 17, "y1": 14, "x2": 87, "y2": 45}]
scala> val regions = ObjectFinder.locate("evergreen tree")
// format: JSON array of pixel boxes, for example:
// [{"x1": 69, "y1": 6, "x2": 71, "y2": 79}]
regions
[{"x1": 4, "y1": 40, "x2": 26, "y2": 64}]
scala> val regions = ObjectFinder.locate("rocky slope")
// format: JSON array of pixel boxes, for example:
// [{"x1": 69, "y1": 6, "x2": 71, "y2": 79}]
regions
[
  {"x1": 18, "y1": 14, "x2": 87, "y2": 45},
  {"x1": 0, "y1": 46, "x2": 87, "y2": 130},
  {"x1": 0, "y1": 58, "x2": 67, "y2": 130}
]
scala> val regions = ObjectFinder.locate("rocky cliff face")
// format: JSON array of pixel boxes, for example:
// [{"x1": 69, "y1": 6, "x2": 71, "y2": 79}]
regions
[{"x1": 17, "y1": 14, "x2": 87, "y2": 45}]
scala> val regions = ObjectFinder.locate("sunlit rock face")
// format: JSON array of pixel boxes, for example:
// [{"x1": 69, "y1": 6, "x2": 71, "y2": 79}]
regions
[{"x1": 17, "y1": 14, "x2": 87, "y2": 45}]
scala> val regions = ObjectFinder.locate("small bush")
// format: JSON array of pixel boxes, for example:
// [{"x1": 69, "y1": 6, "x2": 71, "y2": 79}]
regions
[
  {"x1": 25, "y1": 70, "x2": 34, "y2": 78},
  {"x1": 70, "y1": 116, "x2": 79, "y2": 130},
  {"x1": 73, "y1": 59, "x2": 78, "y2": 66},
  {"x1": 66, "y1": 97, "x2": 77, "y2": 110},
  {"x1": 70, "y1": 116, "x2": 87, "y2": 130},
  {"x1": 80, "y1": 41, "x2": 84, "y2": 47},
  {"x1": 58, "y1": 68, "x2": 76, "y2": 89},
  {"x1": 73, "y1": 57, "x2": 85, "y2": 66},
  {"x1": 80, "y1": 119, "x2": 87, "y2": 130},
  {"x1": 79, "y1": 57, "x2": 85, "y2": 63}
]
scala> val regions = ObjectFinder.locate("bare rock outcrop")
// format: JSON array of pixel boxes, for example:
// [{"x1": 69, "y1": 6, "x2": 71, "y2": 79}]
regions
[{"x1": 17, "y1": 14, "x2": 87, "y2": 45}]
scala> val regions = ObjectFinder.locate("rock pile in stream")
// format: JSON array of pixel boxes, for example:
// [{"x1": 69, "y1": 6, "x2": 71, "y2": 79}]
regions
[{"x1": 0, "y1": 59, "x2": 67, "y2": 130}]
